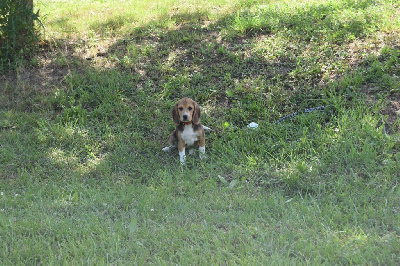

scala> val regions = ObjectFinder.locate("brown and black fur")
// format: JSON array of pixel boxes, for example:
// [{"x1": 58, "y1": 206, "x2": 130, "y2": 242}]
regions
[{"x1": 167, "y1": 98, "x2": 205, "y2": 153}]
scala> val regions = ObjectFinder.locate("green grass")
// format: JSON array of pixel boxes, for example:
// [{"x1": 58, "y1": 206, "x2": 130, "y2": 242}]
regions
[{"x1": 1, "y1": 0, "x2": 400, "y2": 264}]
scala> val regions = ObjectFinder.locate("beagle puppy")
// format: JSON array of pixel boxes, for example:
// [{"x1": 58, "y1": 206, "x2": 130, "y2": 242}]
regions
[{"x1": 162, "y1": 97, "x2": 206, "y2": 164}]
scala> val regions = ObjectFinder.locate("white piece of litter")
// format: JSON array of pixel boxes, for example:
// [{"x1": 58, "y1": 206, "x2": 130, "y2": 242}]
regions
[{"x1": 247, "y1": 122, "x2": 258, "y2": 129}]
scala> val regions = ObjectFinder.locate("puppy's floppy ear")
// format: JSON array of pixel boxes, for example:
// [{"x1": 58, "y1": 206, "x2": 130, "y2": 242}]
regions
[
  {"x1": 171, "y1": 103, "x2": 180, "y2": 126},
  {"x1": 192, "y1": 101, "x2": 201, "y2": 125}
]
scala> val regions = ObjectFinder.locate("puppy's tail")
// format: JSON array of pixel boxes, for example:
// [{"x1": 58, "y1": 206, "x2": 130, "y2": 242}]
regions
[{"x1": 202, "y1": 125, "x2": 212, "y2": 132}]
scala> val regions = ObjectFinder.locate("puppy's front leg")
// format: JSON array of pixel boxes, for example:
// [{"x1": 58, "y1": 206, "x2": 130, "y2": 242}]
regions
[
  {"x1": 199, "y1": 146, "x2": 205, "y2": 159},
  {"x1": 198, "y1": 134, "x2": 205, "y2": 160},
  {"x1": 178, "y1": 140, "x2": 186, "y2": 165}
]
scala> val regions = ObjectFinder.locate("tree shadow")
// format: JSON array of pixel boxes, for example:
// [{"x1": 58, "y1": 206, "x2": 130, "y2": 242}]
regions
[{"x1": 103, "y1": 0, "x2": 394, "y2": 123}]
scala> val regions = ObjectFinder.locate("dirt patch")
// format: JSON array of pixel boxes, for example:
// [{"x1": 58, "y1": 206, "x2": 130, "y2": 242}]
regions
[{"x1": 382, "y1": 93, "x2": 400, "y2": 132}]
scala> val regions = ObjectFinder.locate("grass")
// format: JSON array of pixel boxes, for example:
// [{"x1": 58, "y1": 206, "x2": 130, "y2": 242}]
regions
[{"x1": 1, "y1": 0, "x2": 400, "y2": 264}]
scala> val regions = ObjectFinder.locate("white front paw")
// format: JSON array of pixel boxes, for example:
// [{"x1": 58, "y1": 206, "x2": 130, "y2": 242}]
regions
[
  {"x1": 199, "y1": 146, "x2": 205, "y2": 159},
  {"x1": 180, "y1": 157, "x2": 186, "y2": 165},
  {"x1": 179, "y1": 150, "x2": 186, "y2": 165}
]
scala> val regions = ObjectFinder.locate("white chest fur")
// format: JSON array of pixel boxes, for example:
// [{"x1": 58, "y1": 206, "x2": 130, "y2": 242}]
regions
[{"x1": 181, "y1": 125, "x2": 199, "y2": 146}]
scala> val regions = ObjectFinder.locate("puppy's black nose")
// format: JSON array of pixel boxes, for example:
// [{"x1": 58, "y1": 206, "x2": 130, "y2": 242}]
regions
[{"x1": 183, "y1": 114, "x2": 188, "y2": 120}]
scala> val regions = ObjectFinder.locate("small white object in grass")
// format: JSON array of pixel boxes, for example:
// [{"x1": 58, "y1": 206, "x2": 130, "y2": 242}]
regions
[
  {"x1": 162, "y1": 146, "x2": 171, "y2": 152},
  {"x1": 247, "y1": 122, "x2": 258, "y2": 129}
]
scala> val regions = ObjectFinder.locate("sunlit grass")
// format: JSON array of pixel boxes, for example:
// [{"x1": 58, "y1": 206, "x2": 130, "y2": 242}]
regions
[
  {"x1": 40, "y1": 0, "x2": 399, "y2": 40},
  {"x1": 38, "y1": 0, "x2": 238, "y2": 39}
]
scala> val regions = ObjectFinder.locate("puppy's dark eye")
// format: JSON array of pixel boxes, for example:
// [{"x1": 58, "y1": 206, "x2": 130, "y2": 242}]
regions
[
  {"x1": 188, "y1": 107, "x2": 193, "y2": 111},
  {"x1": 178, "y1": 107, "x2": 183, "y2": 111}
]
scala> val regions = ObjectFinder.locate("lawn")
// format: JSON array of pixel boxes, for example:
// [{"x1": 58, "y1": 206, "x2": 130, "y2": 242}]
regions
[{"x1": 1, "y1": 0, "x2": 399, "y2": 264}]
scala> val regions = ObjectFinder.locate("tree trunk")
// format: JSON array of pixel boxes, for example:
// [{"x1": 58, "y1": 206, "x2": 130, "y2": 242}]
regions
[
  {"x1": 24, "y1": 0, "x2": 33, "y2": 9},
  {"x1": 22, "y1": 0, "x2": 34, "y2": 39},
  {"x1": 24, "y1": 0, "x2": 34, "y2": 21}
]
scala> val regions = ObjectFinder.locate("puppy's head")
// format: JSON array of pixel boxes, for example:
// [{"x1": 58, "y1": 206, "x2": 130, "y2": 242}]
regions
[{"x1": 171, "y1": 97, "x2": 201, "y2": 126}]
